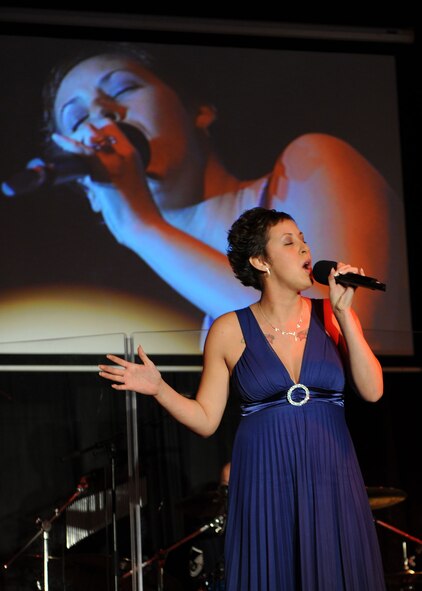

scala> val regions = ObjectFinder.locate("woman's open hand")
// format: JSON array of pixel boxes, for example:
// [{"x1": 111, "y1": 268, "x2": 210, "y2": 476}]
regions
[{"x1": 99, "y1": 344, "x2": 162, "y2": 395}]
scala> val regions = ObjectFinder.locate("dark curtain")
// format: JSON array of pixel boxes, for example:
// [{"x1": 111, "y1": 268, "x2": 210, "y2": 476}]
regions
[{"x1": 0, "y1": 369, "x2": 420, "y2": 590}]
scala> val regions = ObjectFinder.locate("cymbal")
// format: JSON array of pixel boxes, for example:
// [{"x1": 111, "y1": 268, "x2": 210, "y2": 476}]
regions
[
  {"x1": 176, "y1": 487, "x2": 227, "y2": 518},
  {"x1": 366, "y1": 486, "x2": 407, "y2": 510}
]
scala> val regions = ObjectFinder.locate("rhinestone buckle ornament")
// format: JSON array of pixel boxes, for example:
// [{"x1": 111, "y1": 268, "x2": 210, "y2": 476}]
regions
[{"x1": 286, "y1": 383, "x2": 310, "y2": 406}]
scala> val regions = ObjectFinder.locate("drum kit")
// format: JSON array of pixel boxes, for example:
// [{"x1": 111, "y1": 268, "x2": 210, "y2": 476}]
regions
[
  {"x1": 366, "y1": 487, "x2": 422, "y2": 591},
  {"x1": 3, "y1": 482, "x2": 421, "y2": 590},
  {"x1": 120, "y1": 484, "x2": 228, "y2": 590},
  {"x1": 127, "y1": 484, "x2": 422, "y2": 591},
  {"x1": 134, "y1": 485, "x2": 422, "y2": 591}
]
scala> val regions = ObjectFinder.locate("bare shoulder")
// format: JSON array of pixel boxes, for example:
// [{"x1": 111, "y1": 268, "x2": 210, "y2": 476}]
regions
[
  {"x1": 283, "y1": 133, "x2": 358, "y2": 159},
  {"x1": 205, "y1": 311, "x2": 242, "y2": 349},
  {"x1": 209, "y1": 310, "x2": 240, "y2": 333},
  {"x1": 204, "y1": 310, "x2": 245, "y2": 370},
  {"x1": 280, "y1": 133, "x2": 384, "y2": 178}
]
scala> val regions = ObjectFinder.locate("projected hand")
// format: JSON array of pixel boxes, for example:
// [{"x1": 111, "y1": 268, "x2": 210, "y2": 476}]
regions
[{"x1": 52, "y1": 121, "x2": 160, "y2": 247}]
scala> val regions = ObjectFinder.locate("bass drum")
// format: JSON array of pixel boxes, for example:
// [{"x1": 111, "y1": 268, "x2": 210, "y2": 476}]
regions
[
  {"x1": 194, "y1": 565, "x2": 226, "y2": 591},
  {"x1": 189, "y1": 534, "x2": 225, "y2": 591}
]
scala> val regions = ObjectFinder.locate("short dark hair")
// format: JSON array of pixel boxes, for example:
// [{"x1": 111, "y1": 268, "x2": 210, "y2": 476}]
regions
[{"x1": 227, "y1": 207, "x2": 294, "y2": 291}]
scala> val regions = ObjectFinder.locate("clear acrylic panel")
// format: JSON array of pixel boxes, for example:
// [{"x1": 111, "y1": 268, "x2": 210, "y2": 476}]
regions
[{"x1": 0, "y1": 332, "x2": 138, "y2": 591}]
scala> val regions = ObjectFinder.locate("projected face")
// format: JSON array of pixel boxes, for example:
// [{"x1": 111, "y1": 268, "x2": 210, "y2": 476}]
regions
[{"x1": 54, "y1": 54, "x2": 212, "y2": 181}]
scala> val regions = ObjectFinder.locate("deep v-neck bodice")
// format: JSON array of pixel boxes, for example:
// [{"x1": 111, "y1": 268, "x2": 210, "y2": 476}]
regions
[
  {"x1": 230, "y1": 299, "x2": 346, "y2": 411},
  {"x1": 248, "y1": 305, "x2": 309, "y2": 385}
]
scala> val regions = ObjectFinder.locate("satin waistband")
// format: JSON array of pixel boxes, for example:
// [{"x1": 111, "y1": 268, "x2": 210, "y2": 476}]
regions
[{"x1": 240, "y1": 385, "x2": 344, "y2": 416}]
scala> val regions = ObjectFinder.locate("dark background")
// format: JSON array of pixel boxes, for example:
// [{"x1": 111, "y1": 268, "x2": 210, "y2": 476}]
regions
[{"x1": 0, "y1": 7, "x2": 420, "y2": 591}]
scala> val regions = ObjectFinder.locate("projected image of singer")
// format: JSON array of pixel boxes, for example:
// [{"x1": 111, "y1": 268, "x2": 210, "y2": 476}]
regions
[
  {"x1": 36, "y1": 42, "x2": 398, "y2": 341},
  {"x1": 99, "y1": 207, "x2": 387, "y2": 590}
]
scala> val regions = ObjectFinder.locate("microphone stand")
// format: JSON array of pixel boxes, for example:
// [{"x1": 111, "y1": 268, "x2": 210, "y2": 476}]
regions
[
  {"x1": 108, "y1": 441, "x2": 119, "y2": 591},
  {"x1": 3, "y1": 477, "x2": 88, "y2": 590},
  {"x1": 375, "y1": 519, "x2": 422, "y2": 547}
]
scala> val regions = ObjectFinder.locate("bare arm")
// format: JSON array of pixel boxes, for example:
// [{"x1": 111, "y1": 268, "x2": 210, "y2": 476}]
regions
[
  {"x1": 327, "y1": 264, "x2": 383, "y2": 402},
  {"x1": 54, "y1": 128, "x2": 394, "y2": 323},
  {"x1": 53, "y1": 124, "x2": 254, "y2": 318},
  {"x1": 98, "y1": 314, "x2": 235, "y2": 437}
]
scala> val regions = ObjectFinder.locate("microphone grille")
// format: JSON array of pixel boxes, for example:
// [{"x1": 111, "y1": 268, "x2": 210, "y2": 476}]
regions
[{"x1": 312, "y1": 260, "x2": 337, "y2": 286}]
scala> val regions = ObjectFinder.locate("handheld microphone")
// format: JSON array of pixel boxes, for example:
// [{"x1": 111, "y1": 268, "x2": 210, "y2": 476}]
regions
[
  {"x1": 312, "y1": 260, "x2": 386, "y2": 292},
  {"x1": 1, "y1": 122, "x2": 150, "y2": 197}
]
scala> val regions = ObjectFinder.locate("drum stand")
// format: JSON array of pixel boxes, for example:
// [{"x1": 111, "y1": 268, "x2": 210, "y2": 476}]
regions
[
  {"x1": 3, "y1": 476, "x2": 88, "y2": 591},
  {"x1": 121, "y1": 515, "x2": 225, "y2": 590}
]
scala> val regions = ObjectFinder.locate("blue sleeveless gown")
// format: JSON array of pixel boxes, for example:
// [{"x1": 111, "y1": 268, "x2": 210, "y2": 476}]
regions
[{"x1": 225, "y1": 301, "x2": 386, "y2": 590}]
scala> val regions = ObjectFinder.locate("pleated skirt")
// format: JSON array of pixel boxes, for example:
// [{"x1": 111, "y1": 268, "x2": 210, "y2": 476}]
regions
[{"x1": 224, "y1": 402, "x2": 386, "y2": 591}]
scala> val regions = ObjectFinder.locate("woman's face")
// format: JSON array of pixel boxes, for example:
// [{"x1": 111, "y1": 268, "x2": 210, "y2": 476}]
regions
[
  {"x1": 54, "y1": 54, "x2": 211, "y2": 180},
  {"x1": 262, "y1": 219, "x2": 312, "y2": 291}
]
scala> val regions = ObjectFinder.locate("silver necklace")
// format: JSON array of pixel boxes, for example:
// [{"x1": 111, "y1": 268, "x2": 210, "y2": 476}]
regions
[{"x1": 258, "y1": 300, "x2": 305, "y2": 342}]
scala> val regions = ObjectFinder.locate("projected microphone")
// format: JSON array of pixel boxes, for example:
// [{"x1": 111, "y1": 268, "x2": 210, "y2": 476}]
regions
[
  {"x1": 1, "y1": 122, "x2": 150, "y2": 197},
  {"x1": 312, "y1": 260, "x2": 386, "y2": 292}
]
